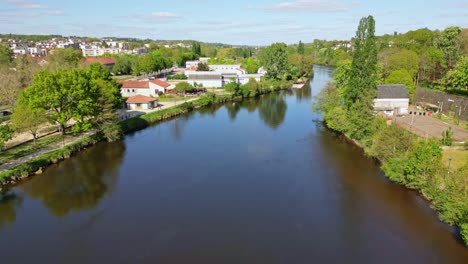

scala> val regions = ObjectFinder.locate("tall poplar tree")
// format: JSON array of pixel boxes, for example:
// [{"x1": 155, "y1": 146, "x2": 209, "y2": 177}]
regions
[
  {"x1": 342, "y1": 15, "x2": 379, "y2": 140},
  {"x1": 343, "y1": 15, "x2": 378, "y2": 109}
]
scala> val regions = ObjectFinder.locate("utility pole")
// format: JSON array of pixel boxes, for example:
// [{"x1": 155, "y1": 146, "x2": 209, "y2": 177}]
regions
[{"x1": 447, "y1": 157, "x2": 453, "y2": 178}]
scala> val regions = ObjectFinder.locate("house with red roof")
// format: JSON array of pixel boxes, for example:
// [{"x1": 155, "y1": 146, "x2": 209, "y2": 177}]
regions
[
  {"x1": 84, "y1": 57, "x2": 116, "y2": 71},
  {"x1": 120, "y1": 79, "x2": 174, "y2": 98},
  {"x1": 126, "y1": 95, "x2": 158, "y2": 110}
]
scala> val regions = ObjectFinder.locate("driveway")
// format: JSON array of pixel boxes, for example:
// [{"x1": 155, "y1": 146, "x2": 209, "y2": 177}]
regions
[{"x1": 395, "y1": 115, "x2": 468, "y2": 142}]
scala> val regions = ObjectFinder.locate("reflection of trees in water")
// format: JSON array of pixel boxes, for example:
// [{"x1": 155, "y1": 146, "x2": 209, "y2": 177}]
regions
[
  {"x1": 0, "y1": 191, "x2": 23, "y2": 231},
  {"x1": 295, "y1": 82, "x2": 312, "y2": 102},
  {"x1": 197, "y1": 104, "x2": 223, "y2": 117},
  {"x1": 20, "y1": 142, "x2": 125, "y2": 217},
  {"x1": 169, "y1": 115, "x2": 189, "y2": 141},
  {"x1": 258, "y1": 93, "x2": 288, "y2": 129},
  {"x1": 224, "y1": 97, "x2": 261, "y2": 121}
]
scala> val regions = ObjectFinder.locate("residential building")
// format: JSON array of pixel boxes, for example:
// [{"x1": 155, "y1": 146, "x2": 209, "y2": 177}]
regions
[
  {"x1": 374, "y1": 84, "x2": 410, "y2": 116},
  {"x1": 84, "y1": 57, "x2": 116, "y2": 71},
  {"x1": 126, "y1": 95, "x2": 158, "y2": 110},
  {"x1": 120, "y1": 79, "x2": 173, "y2": 97}
]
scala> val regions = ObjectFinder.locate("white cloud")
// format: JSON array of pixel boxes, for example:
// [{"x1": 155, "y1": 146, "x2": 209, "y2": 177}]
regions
[
  {"x1": 146, "y1": 12, "x2": 181, "y2": 22},
  {"x1": 267, "y1": 0, "x2": 359, "y2": 12}
]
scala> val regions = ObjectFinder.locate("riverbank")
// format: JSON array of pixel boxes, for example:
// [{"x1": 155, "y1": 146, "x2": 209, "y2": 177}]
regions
[
  {"x1": 0, "y1": 81, "x2": 295, "y2": 190},
  {"x1": 318, "y1": 102, "x2": 468, "y2": 247}
]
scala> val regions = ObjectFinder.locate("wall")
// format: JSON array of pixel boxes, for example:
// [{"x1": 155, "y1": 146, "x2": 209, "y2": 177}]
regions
[
  {"x1": 414, "y1": 88, "x2": 468, "y2": 120},
  {"x1": 187, "y1": 80, "x2": 222, "y2": 88},
  {"x1": 121, "y1": 88, "x2": 160, "y2": 97}
]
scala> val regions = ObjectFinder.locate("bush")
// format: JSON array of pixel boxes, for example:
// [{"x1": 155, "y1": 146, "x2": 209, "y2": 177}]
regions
[
  {"x1": 167, "y1": 74, "x2": 187, "y2": 80},
  {"x1": 461, "y1": 223, "x2": 468, "y2": 246},
  {"x1": 441, "y1": 127, "x2": 453, "y2": 146}
]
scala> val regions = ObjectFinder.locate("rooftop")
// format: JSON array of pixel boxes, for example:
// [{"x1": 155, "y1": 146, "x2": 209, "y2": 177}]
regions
[
  {"x1": 126, "y1": 95, "x2": 158, "y2": 104},
  {"x1": 376, "y1": 85, "x2": 409, "y2": 99}
]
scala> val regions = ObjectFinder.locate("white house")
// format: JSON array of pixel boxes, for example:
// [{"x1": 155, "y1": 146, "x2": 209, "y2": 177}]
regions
[
  {"x1": 209, "y1": 64, "x2": 246, "y2": 74},
  {"x1": 120, "y1": 79, "x2": 173, "y2": 97},
  {"x1": 374, "y1": 84, "x2": 410, "y2": 116},
  {"x1": 126, "y1": 95, "x2": 158, "y2": 110}
]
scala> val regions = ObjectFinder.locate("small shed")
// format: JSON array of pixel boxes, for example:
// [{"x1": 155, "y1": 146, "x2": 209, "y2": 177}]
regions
[
  {"x1": 374, "y1": 85, "x2": 410, "y2": 116},
  {"x1": 126, "y1": 95, "x2": 158, "y2": 110}
]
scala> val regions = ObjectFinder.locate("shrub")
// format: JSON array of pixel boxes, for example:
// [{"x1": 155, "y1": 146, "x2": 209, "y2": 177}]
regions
[{"x1": 441, "y1": 127, "x2": 453, "y2": 146}]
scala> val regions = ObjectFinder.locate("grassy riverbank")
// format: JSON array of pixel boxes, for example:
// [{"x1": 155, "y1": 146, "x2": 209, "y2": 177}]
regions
[
  {"x1": 316, "y1": 83, "x2": 468, "y2": 246},
  {"x1": 0, "y1": 79, "x2": 295, "y2": 189}
]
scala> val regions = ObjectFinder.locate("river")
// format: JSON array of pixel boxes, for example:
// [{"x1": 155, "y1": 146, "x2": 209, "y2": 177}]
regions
[{"x1": 0, "y1": 65, "x2": 467, "y2": 263}]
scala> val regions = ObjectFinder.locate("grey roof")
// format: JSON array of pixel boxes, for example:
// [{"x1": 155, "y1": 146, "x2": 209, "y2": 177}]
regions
[
  {"x1": 188, "y1": 74, "x2": 222, "y2": 81},
  {"x1": 376, "y1": 85, "x2": 409, "y2": 99}
]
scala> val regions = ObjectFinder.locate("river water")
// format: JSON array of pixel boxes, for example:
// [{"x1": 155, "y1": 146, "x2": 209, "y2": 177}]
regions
[{"x1": 0, "y1": 65, "x2": 467, "y2": 263}]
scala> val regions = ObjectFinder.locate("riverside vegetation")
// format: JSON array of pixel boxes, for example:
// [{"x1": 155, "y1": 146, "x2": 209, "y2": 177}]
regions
[
  {"x1": 0, "y1": 40, "x2": 308, "y2": 188},
  {"x1": 314, "y1": 16, "x2": 468, "y2": 246}
]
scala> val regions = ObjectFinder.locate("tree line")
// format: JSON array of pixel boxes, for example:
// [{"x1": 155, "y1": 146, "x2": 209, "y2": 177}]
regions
[{"x1": 314, "y1": 15, "x2": 468, "y2": 246}]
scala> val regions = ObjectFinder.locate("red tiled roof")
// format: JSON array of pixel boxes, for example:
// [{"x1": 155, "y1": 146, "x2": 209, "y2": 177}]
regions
[
  {"x1": 126, "y1": 95, "x2": 158, "y2": 103},
  {"x1": 84, "y1": 57, "x2": 116, "y2": 65},
  {"x1": 121, "y1": 81, "x2": 149, "y2": 89},
  {"x1": 150, "y1": 79, "x2": 171, "y2": 88}
]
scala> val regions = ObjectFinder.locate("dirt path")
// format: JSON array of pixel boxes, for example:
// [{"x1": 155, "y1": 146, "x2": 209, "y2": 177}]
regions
[
  {"x1": 0, "y1": 98, "x2": 201, "y2": 173},
  {"x1": 0, "y1": 131, "x2": 96, "y2": 172}
]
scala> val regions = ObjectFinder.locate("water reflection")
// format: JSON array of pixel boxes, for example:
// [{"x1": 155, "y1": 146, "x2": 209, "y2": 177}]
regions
[
  {"x1": 295, "y1": 81, "x2": 312, "y2": 102},
  {"x1": 0, "y1": 191, "x2": 22, "y2": 230},
  {"x1": 169, "y1": 116, "x2": 189, "y2": 141},
  {"x1": 258, "y1": 92, "x2": 288, "y2": 129},
  {"x1": 19, "y1": 142, "x2": 125, "y2": 216}
]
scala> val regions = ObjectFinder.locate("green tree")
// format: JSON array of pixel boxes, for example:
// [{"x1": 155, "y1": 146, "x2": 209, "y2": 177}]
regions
[
  {"x1": 297, "y1": 40, "x2": 305, "y2": 55},
  {"x1": 0, "y1": 67, "x2": 21, "y2": 107},
  {"x1": 192, "y1": 42, "x2": 202, "y2": 56},
  {"x1": 224, "y1": 82, "x2": 240, "y2": 95},
  {"x1": 447, "y1": 56, "x2": 468, "y2": 89},
  {"x1": 379, "y1": 48, "x2": 419, "y2": 79},
  {"x1": 343, "y1": 15, "x2": 378, "y2": 109},
  {"x1": 47, "y1": 47, "x2": 83, "y2": 69},
  {"x1": 435, "y1": 26, "x2": 462, "y2": 67},
  {"x1": 441, "y1": 127, "x2": 453, "y2": 146},
  {"x1": 175, "y1": 82, "x2": 193, "y2": 94},
  {"x1": 23, "y1": 64, "x2": 121, "y2": 135},
  {"x1": 242, "y1": 58, "x2": 261, "y2": 74},
  {"x1": 197, "y1": 62, "x2": 210, "y2": 71},
  {"x1": 259, "y1": 43, "x2": 289, "y2": 79},
  {"x1": 11, "y1": 95, "x2": 47, "y2": 144},
  {"x1": 0, "y1": 44, "x2": 14, "y2": 65},
  {"x1": 385, "y1": 69, "x2": 416, "y2": 98},
  {"x1": 112, "y1": 54, "x2": 134, "y2": 75},
  {"x1": 0, "y1": 125, "x2": 13, "y2": 151},
  {"x1": 384, "y1": 138, "x2": 442, "y2": 188},
  {"x1": 368, "y1": 124, "x2": 413, "y2": 162}
]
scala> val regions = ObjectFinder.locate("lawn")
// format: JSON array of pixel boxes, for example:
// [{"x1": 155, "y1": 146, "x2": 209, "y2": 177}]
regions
[
  {"x1": 435, "y1": 114, "x2": 468, "y2": 130},
  {"x1": 0, "y1": 134, "x2": 73, "y2": 165},
  {"x1": 442, "y1": 149, "x2": 468, "y2": 172}
]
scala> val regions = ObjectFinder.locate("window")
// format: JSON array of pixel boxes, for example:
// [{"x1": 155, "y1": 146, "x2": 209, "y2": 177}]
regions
[{"x1": 132, "y1": 89, "x2": 135, "y2": 92}]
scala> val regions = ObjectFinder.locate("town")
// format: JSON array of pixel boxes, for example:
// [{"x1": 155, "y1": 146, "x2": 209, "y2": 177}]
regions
[{"x1": 0, "y1": 1, "x2": 467, "y2": 262}]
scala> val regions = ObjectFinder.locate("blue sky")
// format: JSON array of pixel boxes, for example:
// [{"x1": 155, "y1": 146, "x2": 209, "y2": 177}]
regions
[{"x1": 1, "y1": 0, "x2": 467, "y2": 45}]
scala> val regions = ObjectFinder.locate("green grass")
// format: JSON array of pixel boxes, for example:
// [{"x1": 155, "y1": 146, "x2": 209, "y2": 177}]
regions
[
  {"x1": 0, "y1": 134, "x2": 102, "y2": 185},
  {"x1": 443, "y1": 150, "x2": 468, "y2": 172},
  {"x1": 434, "y1": 114, "x2": 468, "y2": 130},
  {"x1": 0, "y1": 134, "x2": 73, "y2": 166}
]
